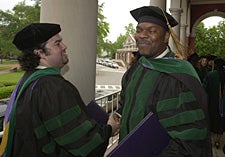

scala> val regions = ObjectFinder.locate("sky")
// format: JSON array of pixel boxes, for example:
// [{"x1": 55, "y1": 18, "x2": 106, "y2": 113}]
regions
[
  {"x1": 98, "y1": 0, "x2": 150, "y2": 42},
  {"x1": 0, "y1": 0, "x2": 224, "y2": 42}
]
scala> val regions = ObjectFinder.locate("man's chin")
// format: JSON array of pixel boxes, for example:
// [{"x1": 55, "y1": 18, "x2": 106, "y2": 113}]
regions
[{"x1": 139, "y1": 51, "x2": 148, "y2": 56}]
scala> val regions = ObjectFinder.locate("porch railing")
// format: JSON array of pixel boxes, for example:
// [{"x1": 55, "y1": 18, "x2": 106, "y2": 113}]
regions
[{"x1": 95, "y1": 90, "x2": 120, "y2": 149}]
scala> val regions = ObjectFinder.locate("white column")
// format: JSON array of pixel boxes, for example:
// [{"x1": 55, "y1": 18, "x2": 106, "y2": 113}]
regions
[
  {"x1": 150, "y1": 0, "x2": 166, "y2": 10},
  {"x1": 40, "y1": 0, "x2": 97, "y2": 104},
  {"x1": 180, "y1": 0, "x2": 188, "y2": 45},
  {"x1": 169, "y1": 8, "x2": 182, "y2": 38},
  {"x1": 168, "y1": 0, "x2": 182, "y2": 53},
  {"x1": 180, "y1": 24, "x2": 187, "y2": 45},
  {"x1": 186, "y1": 2, "x2": 191, "y2": 40}
]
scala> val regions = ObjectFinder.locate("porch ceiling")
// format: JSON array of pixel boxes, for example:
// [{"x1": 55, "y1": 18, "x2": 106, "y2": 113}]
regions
[{"x1": 190, "y1": 0, "x2": 225, "y2": 4}]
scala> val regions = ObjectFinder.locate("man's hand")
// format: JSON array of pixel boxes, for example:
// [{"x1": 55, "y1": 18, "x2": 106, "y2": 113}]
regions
[{"x1": 107, "y1": 112, "x2": 121, "y2": 136}]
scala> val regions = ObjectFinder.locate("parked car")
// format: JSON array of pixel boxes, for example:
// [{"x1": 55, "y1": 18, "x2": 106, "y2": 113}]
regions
[{"x1": 111, "y1": 62, "x2": 119, "y2": 69}]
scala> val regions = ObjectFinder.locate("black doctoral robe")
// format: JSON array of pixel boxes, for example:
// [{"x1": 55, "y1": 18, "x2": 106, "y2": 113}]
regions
[
  {"x1": 119, "y1": 55, "x2": 212, "y2": 157},
  {"x1": 7, "y1": 68, "x2": 111, "y2": 157}
]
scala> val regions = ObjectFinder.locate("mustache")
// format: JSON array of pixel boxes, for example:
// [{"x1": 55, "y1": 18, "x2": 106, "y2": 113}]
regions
[
  {"x1": 136, "y1": 40, "x2": 151, "y2": 45},
  {"x1": 137, "y1": 40, "x2": 166, "y2": 45}
]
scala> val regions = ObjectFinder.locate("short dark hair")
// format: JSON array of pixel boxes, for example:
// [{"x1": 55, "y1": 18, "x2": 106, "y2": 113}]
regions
[{"x1": 17, "y1": 42, "x2": 47, "y2": 71}]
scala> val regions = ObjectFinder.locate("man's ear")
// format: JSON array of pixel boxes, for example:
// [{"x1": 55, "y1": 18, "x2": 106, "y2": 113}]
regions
[
  {"x1": 164, "y1": 32, "x2": 170, "y2": 43},
  {"x1": 34, "y1": 49, "x2": 45, "y2": 57}
]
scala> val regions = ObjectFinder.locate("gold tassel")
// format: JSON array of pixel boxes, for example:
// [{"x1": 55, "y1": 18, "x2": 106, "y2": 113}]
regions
[
  {"x1": 160, "y1": 8, "x2": 193, "y2": 59},
  {"x1": 0, "y1": 122, "x2": 10, "y2": 155}
]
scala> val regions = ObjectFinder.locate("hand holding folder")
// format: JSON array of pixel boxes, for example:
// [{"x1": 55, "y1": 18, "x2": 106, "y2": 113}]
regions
[{"x1": 107, "y1": 112, "x2": 171, "y2": 157}]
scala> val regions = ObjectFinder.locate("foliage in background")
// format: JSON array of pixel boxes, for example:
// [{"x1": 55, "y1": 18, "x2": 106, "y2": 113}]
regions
[
  {"x1": 195, "y1": 21, "x2": 225, "y2": 59},
  {"x1": 0, "y1": 66, "x2": 10, "y2": 71},
  {"x1": 0, "y1": 70, "x2": 24, "y2": 99},
  {"x1": 97, "y1": 3, "x2": 110, "y2": 56},
  {"x1": 110, "y1": 23, "x2": 136, "y2": 58},
  {"x1": 0, "y1": 85, "x2": 15, "y2": 99},
  {"x1": 97, "y1": 3, "x2": 136, "y2": 58},
  {"x1": 0, "y1": 1, "x2": 40, "y2": 60},
  {"x1": 0, "y1": 70, "x2": 24, "y2": 83}
]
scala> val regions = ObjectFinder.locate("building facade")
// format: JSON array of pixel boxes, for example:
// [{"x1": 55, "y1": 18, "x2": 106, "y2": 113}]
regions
[{"x1": 115, "y1": 34, "x2": 137, "y2": 67}]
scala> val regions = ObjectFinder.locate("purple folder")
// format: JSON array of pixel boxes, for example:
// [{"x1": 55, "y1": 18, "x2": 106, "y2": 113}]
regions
[
  {"x1": 86, "y1": 100, "x2": 109, "y2": 125},
  {"x1": 107, "y1": 112, "x2": 171, "y2": 157}
]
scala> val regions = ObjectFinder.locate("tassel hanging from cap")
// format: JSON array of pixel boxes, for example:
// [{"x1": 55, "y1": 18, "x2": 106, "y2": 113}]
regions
[{"x1": 160, "y1": 8, "x2": 193, "y2": 60}]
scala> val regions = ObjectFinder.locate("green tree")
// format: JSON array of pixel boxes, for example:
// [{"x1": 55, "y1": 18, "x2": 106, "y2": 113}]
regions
[
  {"x1": 194, "y1": 22, "x2": 208, "y2": 56},
  {"x1": 124, "y1": 23, "x2": 136, "y2": 35},
  {"x1": 97, "y1": 2, "x2": 110, "y2": 57},
  {"x1": 215, "y1": 20, "x2": 225, "y2": 58},
  {"x1": 109, "y1": 23, "x2": 136, "y2": 58},
  {"x1": 0, "y1": 1, "x2": 40, "y2": 59},
  {"x1": 195, "y1": 20, "x2": 225, "y2": 59},
  {"x1": 110, "y1": 34, "x2": 127, "y2": 58}
]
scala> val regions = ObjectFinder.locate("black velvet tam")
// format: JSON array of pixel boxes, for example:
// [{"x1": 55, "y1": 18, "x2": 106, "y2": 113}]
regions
[
  {"x1": 130, "y1": 6, "x2": 178, "y2": 30},
  {"x1": 13, "y1": 23, "x2": 61, "y2": 50}
]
